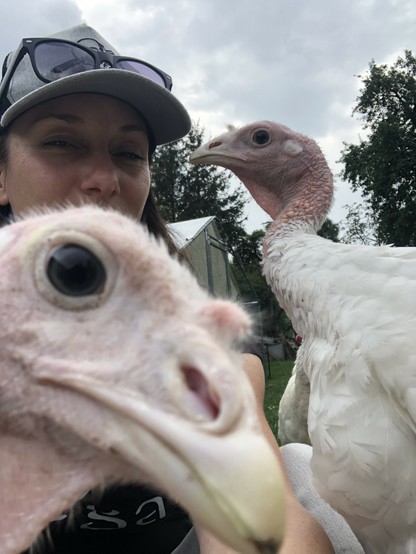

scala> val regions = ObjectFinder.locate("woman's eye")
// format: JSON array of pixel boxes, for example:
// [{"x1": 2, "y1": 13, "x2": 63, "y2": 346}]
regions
[
  {"x1": 121, "y1": 151, "x2": 142, "y2": 159},
  {"x1": 44, "y1": 139, "x2": 73, "y2": 148},
  {"x1": 117, "y1": 150, "x2": 146, "y2": 162}
]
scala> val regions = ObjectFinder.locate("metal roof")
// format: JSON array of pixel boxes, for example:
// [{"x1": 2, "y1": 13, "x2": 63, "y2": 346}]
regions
[{"x1": 167, "y1": 216, "x2": 216, "y2": 249}]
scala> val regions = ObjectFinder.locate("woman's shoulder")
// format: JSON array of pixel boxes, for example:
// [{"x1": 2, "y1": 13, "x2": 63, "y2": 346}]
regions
[{"x1": 241, "y1": 336, "x2": 264, "y2": 361}]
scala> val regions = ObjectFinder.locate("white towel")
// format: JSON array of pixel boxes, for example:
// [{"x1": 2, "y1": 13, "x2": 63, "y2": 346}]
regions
[
  {"x1": 171, "y1": 443, "x2": 364, "y2": 554},
  {"x1": 281, "y1": 443, "x2": 364, "y2": 553}
]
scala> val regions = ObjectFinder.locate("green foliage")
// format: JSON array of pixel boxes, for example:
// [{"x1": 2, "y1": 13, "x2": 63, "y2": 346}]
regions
[
  {"x1": 317, "y1": 218, "x2": 340, "y2": 242},
  {"x1": 340, "y1": 50, "x2": 416, "y2": 246},
  {"x1": 151, "y1": 122, "x2": 248, "y2": 248},
  {"x1": 231, "y1": 228, "x2": 273, "y2": 333},
  {"x1": 231, "y1": 227, "x2": 293, "y2": 338},
  {"x1": 340, "y1": 202, "x2": 378, "y2": 245}
]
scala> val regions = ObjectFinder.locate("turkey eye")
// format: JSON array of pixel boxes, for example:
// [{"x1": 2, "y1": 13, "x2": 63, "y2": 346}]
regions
[
  {"x1": 252, "y1": 130, "x2": 270, "y2": 145},
  {"x1": 47, "y1": 244, "x2": 106, "y2": 297}
]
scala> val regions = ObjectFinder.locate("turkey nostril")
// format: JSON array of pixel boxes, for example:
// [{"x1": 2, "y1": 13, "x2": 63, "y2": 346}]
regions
[
  {"x1": 181, "y1": 365, "x2": 220, "y2": 421},
  {"x1": 208, "y1": 141, "x2": 222, "y2": 149}
]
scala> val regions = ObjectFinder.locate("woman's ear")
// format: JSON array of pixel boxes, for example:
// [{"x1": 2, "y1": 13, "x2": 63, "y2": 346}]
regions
[{"x1": 0, "y1": 164, "x2": 9, "y2": 206}]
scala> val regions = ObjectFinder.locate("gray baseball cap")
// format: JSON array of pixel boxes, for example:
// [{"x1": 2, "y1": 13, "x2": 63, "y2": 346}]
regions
[{"x1": 0, "y1": 24, "x2": 191, "y2": 145}]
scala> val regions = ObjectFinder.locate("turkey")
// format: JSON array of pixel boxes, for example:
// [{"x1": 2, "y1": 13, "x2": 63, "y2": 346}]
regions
[
  {"x1": 190, "y1": 121, "x2": 416, "y2": 554},
  {"x1": 0, "y1": 205, "x2": 286, "y2": 554}
]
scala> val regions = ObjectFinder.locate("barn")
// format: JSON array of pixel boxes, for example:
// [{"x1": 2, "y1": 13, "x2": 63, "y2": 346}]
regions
[
  {"x1": 168, "y1": 216, "x2": 279, "y2": 369},
  {"x1": 168, "y1": 215, "x2": 240, "y2": 300}
]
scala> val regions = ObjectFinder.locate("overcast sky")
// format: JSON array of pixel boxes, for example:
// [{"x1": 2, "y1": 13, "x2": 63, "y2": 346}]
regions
[{"x1": 2, "y1": 0, "x2": 415, "y2": 232}]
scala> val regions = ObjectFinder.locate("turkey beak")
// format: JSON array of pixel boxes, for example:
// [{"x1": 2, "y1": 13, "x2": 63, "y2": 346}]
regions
[
  {"x1": 45, "y1": 372, "x2": 286, "y2": 554},
  {"x1": 110, "y1": 408, "x2": 286, "y2": 554},
  {"x1": 189, "y1": 140, "x2": 223, "y2": 164},
  {"x1": 189, "y1": 133, "x2": 239, "y2": 167}
]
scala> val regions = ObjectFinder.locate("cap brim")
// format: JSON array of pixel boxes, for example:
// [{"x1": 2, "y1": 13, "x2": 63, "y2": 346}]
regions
[{"x1": 1, "y1": 69, "x2": 191, "y2": 145}]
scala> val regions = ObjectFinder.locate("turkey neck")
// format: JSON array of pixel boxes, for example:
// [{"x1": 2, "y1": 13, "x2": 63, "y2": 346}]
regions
[{"x1": 263, "y1": 158, "x2": 333, "y2": 255}]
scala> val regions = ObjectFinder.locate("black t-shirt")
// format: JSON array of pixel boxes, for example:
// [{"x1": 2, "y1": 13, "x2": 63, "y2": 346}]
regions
[{"x1": 25, "y1": 485, "x2": 192, "y2": 554}]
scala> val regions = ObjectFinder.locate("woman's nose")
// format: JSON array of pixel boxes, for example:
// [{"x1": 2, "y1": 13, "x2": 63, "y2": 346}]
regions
[{"x1": 80, "y1": 154, "x2": 121, "y2": 199}]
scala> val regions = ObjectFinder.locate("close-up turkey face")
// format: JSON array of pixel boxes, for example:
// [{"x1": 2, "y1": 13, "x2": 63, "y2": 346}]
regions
[{"x1": 0, "y1": 205, "x2": 286, "y2": 554}]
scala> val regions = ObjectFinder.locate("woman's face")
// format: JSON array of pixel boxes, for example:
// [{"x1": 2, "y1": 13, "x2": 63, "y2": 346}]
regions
[{"x1": 0, "y1": 94, "x2": 151, "y2": 219}]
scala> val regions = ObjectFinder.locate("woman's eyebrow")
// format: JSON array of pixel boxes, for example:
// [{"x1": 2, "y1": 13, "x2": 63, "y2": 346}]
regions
[
  {"x1": 33, "y1": 113, "x2": 83, "y2": 124},
  {"x1": 120, "y1": 124, "x2": 147, "y2": 133},
  {"x1": 31, "y1": 115, "x2": 146, "y2": 133}
]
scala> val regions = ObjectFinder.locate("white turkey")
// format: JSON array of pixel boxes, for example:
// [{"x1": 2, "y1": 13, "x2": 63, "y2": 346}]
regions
[
  {"x1": 0, "y1": 205, "x2": 286, "y2": 554},
  {"x1": 190, "y1": 121, "x2": 416, "y2": 554}
]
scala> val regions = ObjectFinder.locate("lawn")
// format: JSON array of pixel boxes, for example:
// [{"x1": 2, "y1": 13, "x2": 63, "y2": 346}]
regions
[{"x1": 263, "y1": 359, "x2": 294, "y2": 440}]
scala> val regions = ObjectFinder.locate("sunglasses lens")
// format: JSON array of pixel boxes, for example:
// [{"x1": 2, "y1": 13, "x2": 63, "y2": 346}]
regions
[
  {"x1": 117, "y1": 59, "x2": 167, "y2": 88},
  {"x1": 28, "y1": 40, "x2": 170, "y2": 90},
  {"x1": 34, "y1": 42, "x2": 95, "y2": 81}
]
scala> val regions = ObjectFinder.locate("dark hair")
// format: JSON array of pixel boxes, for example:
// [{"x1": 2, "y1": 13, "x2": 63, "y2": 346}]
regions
[
  {"x1": 141, "y1": 188, "x2": 179, "y2": 255},
  {"x1": 0, "y1": 125, "x2": 179, "y2": 255},
  {"x1": 0, "y1": 126, "x2": 12, "y2": 225}
]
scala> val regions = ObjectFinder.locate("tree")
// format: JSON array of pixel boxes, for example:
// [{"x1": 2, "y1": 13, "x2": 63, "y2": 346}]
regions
[
  {"x1": 231, "y1": 227, "x2": 292, "y2": 338},
  {"x1": 340, "y1": 50, "x2": 416, "y2": 246},
  {"x1": 318, "y1": 218, "x2": 340, "y2": 242},
  {"x1": 151, "y1": 122, "x2": 248, "y2": 248},
  {"x1": 339, "y1": 203, "x2": 377, "y2": 245}
]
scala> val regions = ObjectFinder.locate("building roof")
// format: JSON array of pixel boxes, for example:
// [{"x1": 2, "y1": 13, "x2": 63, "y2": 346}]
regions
[{"x1": 168, "y1": 216, "x2": 215, "y2": 249}]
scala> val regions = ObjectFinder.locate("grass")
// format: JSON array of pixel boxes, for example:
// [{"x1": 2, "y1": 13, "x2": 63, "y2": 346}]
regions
[{"x1": 263, "y1": 359, "x2": 294, "y2": 440}]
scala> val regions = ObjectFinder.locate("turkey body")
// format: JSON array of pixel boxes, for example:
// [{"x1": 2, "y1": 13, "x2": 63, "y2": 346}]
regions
[
  {"x1": 190, "y1": 120, "x2": 416, "y2": 553},
  {"x1": 265, "y1": 229, "x2": 416, "y2": 553}
]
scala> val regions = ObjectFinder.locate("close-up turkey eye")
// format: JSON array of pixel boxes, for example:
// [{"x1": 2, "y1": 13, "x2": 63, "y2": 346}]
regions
[
  {"x1": 47, "y1": 244, "x2": 106, "y2": 297},
  {"x1": 252, "y1": 129, "x2": 270, "y2": 145}
]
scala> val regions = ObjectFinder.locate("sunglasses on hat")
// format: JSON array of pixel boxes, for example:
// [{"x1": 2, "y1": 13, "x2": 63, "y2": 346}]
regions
[{"x1": 0, "y1": 36, "x2": 173, "y2": 108}]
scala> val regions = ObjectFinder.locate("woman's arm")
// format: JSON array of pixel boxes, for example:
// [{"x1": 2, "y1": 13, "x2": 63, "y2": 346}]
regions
[{"x1": 195, "y1": 353, "x2": 334, "y2": 554}]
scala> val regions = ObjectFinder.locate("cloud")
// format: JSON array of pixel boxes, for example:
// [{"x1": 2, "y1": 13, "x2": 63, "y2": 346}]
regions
[
  {"x1": 0, "y1": 1, "x2": 82, "y2": 52},
  {"x1": 0, "y1": 0, "x2": 415, "y2": 232}
]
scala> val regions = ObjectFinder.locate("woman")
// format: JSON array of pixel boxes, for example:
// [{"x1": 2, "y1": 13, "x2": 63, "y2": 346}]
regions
[{"x1": 0, "y1": 23, "x2": 362, "y2": 554}]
